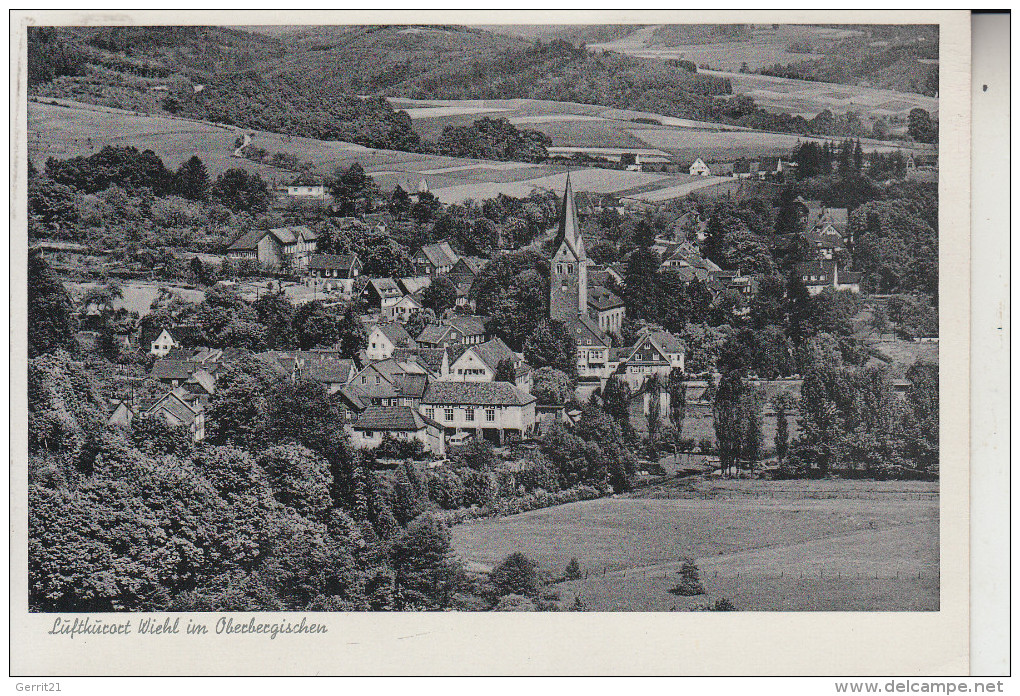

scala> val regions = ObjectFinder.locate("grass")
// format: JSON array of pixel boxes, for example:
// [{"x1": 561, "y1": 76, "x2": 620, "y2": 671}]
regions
[{"x1": 450, "y1": 478, "x2": 938, "y2": 611}]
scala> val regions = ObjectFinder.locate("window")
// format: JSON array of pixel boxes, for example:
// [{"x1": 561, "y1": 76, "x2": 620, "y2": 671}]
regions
[
  {"x1": 444, "y1": 408, "x2": 454, "y2": 422},
  {"x1": 465, "y1": 407, "x2": 475, "y2": 421},
  {"x1": 364, "y1": 431, "x2": 374, "y2": 438},
  {"x1": 486, "y1": 408, "x2": 496, "y2": 422},
  {"x1": 426, "y1": 408, "x2": 434, "y2": 419}
]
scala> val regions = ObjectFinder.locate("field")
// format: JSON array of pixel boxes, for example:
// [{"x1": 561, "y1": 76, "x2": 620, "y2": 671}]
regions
[
  {"x1": 590, "y1": 25, "x2": 939, "y2": 120},
  {"x1": 450, "y1": 478, "x2": 939, "y2": 611},
  {"x1": 590, "y1": 25, "x2": 847, "y2": 72}
]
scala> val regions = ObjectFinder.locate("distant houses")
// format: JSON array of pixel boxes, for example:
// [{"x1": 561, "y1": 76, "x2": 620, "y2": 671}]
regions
[
  {"x1": 412, "y1": 241, "x2": 460, "y2": 277},
  {"x1": 796, "y1": 259, "x2": 861, "y2": 295},
  {"x1": 306, "y1": 253, "x2": 362, "y2": 294},
  {"x1": 688, "y1": 158, "x2": 712, "y2": 177}
]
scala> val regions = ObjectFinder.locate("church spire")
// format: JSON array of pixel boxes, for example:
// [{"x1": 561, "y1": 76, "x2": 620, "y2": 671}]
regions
[{"x1": 554, "y1": 172, "x2": 582, "y2": 259}]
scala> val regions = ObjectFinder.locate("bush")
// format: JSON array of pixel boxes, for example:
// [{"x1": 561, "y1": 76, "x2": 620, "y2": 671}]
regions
[
  {"x1": 668, "y1": 558, "x2": 705, "y2": 596},
  {"x1": 564, "y1": 557, "x2": 582, "y2": 581},
  {"x1": 489, "y1": 552, "x2": 540, "y2": 598},
  {"x1": 697, "y1": 437, "x2": 716, "y2": 454}
]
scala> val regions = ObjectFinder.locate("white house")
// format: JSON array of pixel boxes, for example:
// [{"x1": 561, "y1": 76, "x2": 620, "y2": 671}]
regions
[
  {"x1": 147, "y1": 328, "x2": 180, "y2": 357},
  {"x1": 617, "y1": 328, "x2": 685, "y2": 390},
  {"x1": 444, "y1": 337, "x2": 531, "y2": 392},
  {"x1": 688, "y1": 158, "x2": 712, "y2": 177},
  {"x1": 796, "y1": 260, "x2": 862, "y2": 296},
  {"x1": 389, "y1": 293, "x2": 426, "y2": 323},
  {"x1": 420, "y1": 381, "x2": 537, "y2": 444},
  {"x1": 349, "y1": 405, "x2": 445, "y2": 456},
  {"x1": 367, "y1": 323, "x2": 416, "y2": 361},
  {"x1": 286, "y1": 173, "x2": 325, "y2": 200},
  {"x1": 306, "y1": 253, "x2": 362, "y2": 295}
]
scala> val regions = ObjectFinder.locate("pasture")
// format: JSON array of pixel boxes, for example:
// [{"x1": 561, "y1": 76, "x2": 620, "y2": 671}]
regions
[{"x1": 450, "y1": 478, "x2": 939, "y2": 611}]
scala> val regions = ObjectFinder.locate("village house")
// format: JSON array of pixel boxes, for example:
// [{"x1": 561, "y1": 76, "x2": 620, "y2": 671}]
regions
[
  {"x1": 349, "y1": 405, "x2": 446, "y2": 455},
  {"x1": 803, "y1": 228, "x2": 846, "y2": 260},
  {"x1": 226, "y1": 226, "x2": 318, "y2": 270},
  {"x1": 109, "y1": 388, "x2": 206, "y2": 442},
  {"x1": 796, "y1": 259, "x2": 862, "y2": 295},
  {"x1": 285, "y1": 173, "x2": 326, "y2": 200},
  {"x1": 342, "y1": 359, "x2": 430, "y2": 414},
  {"x1": 300, "y1": 358, "x2": 357, "y2": 394},
  {"x1": 141, "y1": 326, "x2": 180, "y2": 357},
  {"x1": 390, "y1": 347, "x2": 450, "y2": 381},
  {"x1": 587, "y1": 285, "x2": 625, "y2": 335},
  {"x1": 305, "y1": 253, "x2": 362, "y2": 295},
  {"x1": 396, "y1": 276, "x2": 432, "y2": 297},
  {"x1": 366, "y1": 323, "x2": 416, "y2": 361},
  {"x1": 420, "y1": 381, "x2": 537, "y2": 445},
  {"x1": 616, "y1": 328, "x2": 685, "y2": 390},
  {"x1": 388, "y1": 292, "x2": 426, "y2": 323},
  {"x1": 359, "y1": 277, "x2": 403, "y2": 313},
  {"x1": 444, "y1": 337, "x2": 531, "y2": 392},
  {"x1": 688, "y1": 157, "x2": 712, "y2": 177},
  {"x1": 412, "y1": 241, "x2": 460, "y2": 277}
]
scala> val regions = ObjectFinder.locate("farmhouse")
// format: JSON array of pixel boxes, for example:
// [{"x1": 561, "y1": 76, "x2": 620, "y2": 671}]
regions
[
  {"x1": 420, "y1": 381, "x2": 537, "y2": 444},
  {"x1": 796, "y1": 260, "x2": 862, "y2": 295},
  {"x1": 445, "y1": 337, "x2": 532, "y2": 392},
  {"x1": 390, "y1": 347, "x2": 451, "y2": 380},
  {"x1": 389, "y1": 292, "x2": 426, "y2": 323},
  {"x1": 349, "y1": 405, "x2": 446, "y2": 455},
  {"x1": 226, "y1": 226, "x2": 318, "y2": 270},
  {"x1": 306, "y1": 253, "x2": 362, "y2": 294}
]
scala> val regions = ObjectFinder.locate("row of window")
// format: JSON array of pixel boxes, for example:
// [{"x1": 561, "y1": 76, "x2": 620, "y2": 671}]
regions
[
  {"x1": 457, "y1": 368, "x2": 487, "y2": 376},
  {"x1": 555, "y1": 263, "x2": 575, "y2": 275},
  {"x1": 803, "y1": 274, "x2": 828, "y2": 282},
  {"x1": 426, "y1": 406, "x2": 497, "y2": 422}
]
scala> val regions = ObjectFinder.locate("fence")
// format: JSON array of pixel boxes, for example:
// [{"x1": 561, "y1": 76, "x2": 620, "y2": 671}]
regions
[{"x1": 564, "y1": 566, "x2": 939, "y2": 583}]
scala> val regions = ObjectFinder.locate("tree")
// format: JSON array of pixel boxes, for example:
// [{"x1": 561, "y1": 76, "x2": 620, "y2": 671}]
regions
[
  {"x1": 28, "y1": 175, "x2": 79, "y2": 227},
  {"x1": 292, "y1": 301, "x2": 366, "y2": 354},
  {"x1": 531, "y1": 367, "x2": 574, "y2": 405},
  {"x1": 390, "y1": 513, "x2": 459, "y2": 610},
  {"x1": 564, "y1": 557, "x2": 582, "y2": 581},
  {"x1": 257, "y1": 443, "x2": 333, "y2": 522},
  {"x1": 646, "y1": 374, "x2": 662, "y2": 441},
  {"x1": 623, "y1": 247, "x2": 661, "y2": 321},
  {"x1": 600, "y1": 376, "x2": 633, "y2": 439},
  {"x1": 907, "y1": 108, "x2": 937, "y2": 144},
  {"x1": 172, "y1": 155, "x2": 209, "y2": 201},
  {"x1": 253, "y1": 291, "x2": 297, "y2": 349},
  {"x1": 494, "y1": 357, "x2": 516, "y2": 384},
  {"x1": 668, "y1": 558, "x2": 705, "y2": 596},
  {"x1": 419, "y1": 275, "x2": 457, "y2": 316},
  {"x1": 28, "y1": 251, "x2": 76, "y2": 358},
  {"x1": 210, "y1": 168, "x2": 270, "y2": 213},
  {"x1": 772, "y1": 391, "x2": 797, "y2": 461},
  {"x1": 713, "y1": 371, "x2": 765, "y2": 476},
  {"x1": 667, "y1": 369, "x2": 687, "y2": 440},
  {"x1": 129, "y1": 414, "x2": 195, "y2": 457},
  {"x1": 523, "y1": 319, "x2": 576, "y2": 377},
  {"x1": 327, "y1": 162, "x2": 379, "y2": 216},
  {"x1": 489, "y1": 552, "x2": 540, "y2": 598}
]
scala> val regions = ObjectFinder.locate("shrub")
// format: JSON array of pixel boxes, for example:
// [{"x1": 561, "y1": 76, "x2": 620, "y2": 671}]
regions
[
  {"x1": 564, "y1": 557, "x2": 582, "y2": 581},
  {"x1": 668, "y1": 558, "x2": 705, "y2": 596},
  {"x1": 489, "y1": 552, "x2": 540, "y2": 598}
]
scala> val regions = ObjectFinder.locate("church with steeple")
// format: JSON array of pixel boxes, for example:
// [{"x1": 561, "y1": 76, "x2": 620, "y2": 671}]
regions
[{"x1": 548, "y1": 174, "x2": 613, "y2": 378}]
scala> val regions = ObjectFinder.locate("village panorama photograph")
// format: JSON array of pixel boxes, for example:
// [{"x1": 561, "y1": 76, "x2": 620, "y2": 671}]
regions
[{"x1": 26, "y1": 22, "x2": 939, "y2": 613}]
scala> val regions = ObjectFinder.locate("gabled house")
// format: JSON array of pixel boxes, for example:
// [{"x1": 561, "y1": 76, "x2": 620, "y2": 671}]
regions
[
  {"x1": 300, "y1": 358, "x2": 357, "y2": 394},
  {"x1": 306, "y1": 253, "x2": 362, "y2": 294},
  {"x1": 111, "y1": 388, "x2": 207, "y2": 441},
  {"x1": 412, "y1": 242, "x2": 460, "y2": 277},
  {"x1": 796, "y1": 260, "x2": 862, "y2": 295},
  {"x1": 802, "y1": 228, "x2": 846, "y2": 260},
  {"x1": 360, "y1": 278, "x2": 403, "y2": 312},
  {"x1": 419, "y1": 381, "x2": 537, "y2": 444},
  {"x1": 367, "y1": 323, "x2": 416, "y2": 361},
  {"x1": 688, "y1": 158, "x2": 712, "y2": 177},
  {"x1": 414, "y1": 323, "x2": 459, "y2": 350},
  {"x1": 616, "y1": 328, "x2": 685, "y2": 390},
  {"x1": 446, "y1": 315, "x2": 488, "y2": 345},
  {"x1": 349, "y1": 405, "x2": 445, "y2": 455},
  {"x1": 141, "y1": 327, "x2": 180, "y2": 357},
  {"x1": 389, "y1": 293, "x2": 426, "y2": 323},
  {"x1": 396, "y1": 276, "x2": 432, "y2": 297},
  {"x1": 445, "y1": 337, "x2": 524, "y2": 385},
  {"x1": 391, "y1": 347, "x2": 450, "y2": 381},
  {"x1": 572, "y1": 316, "x2": 613, "y2": 379},
  {"x1": 342, "y1": 359, "x2": 430, "y2": 413}
]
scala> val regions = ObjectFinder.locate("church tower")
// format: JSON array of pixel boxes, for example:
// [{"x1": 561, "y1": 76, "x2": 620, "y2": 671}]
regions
[{"x1": 549, "y1": 173, "x2": 589, "y2": 323}]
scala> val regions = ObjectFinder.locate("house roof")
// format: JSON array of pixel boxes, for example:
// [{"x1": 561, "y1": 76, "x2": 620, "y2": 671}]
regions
[
  {"x1": 422, "y1": 381, "x2": 536, "y2": 407},
  {"x1": 373, "y1": 322, "x2": 414, "y2": 347},
  {"x1": 352, "y1": 405, "x2": 439, "y2": 432},
  {"x1": 571, "y1": 316, "x2": 610, "y2": 347},
  {"x1": 397, "y1": 276, "x2": 431, "y2": 295},
  {"x1": 366, "y1": 278, "x2": 402, "y2": 298},
  {"x1": 587, "y1": 285, "x2": 624, "y2": 311},
  {"x1": 416, "y1": 323, "x2": 455, "y2": 345},
  {"x1": 645, "y1": 329, "x2": 683, "y2": 355},
  {"x1": 417, "y1": 242, "x2": 459, "y2": 269},
  {"x1": 447, "y1": 315, "x2": 487, "y2": 336},
  {"x1": 803, "y1": 229, "x2": 845, "y2": 248},
  {"x1": 226, "y1": 228, "x2": 266, "y2": 251},
  {"x1": 308, "y1": 253, "x2": 359, "y2": 271},
  {"x1": 289, "y1": 173, "x2": 322, "y2": 187},
  {"x1": 151, "y1": 359, "x2": 199, "y2": 381},
  {"x1": 187, "y1": 370, "x2": 217, "y2": 395},
  {"x1": 467, "y1": 337, "x2": 517, "y2": 372},
  {"x1": 302, "y1": 359, "x2": 355, "y2": 384},
  {"x1": 144, "y1": 390, "x2": 199, "y2": 425},
  {"x1": 391, "y1": 347, "x2": 447, "y2": 375}
]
